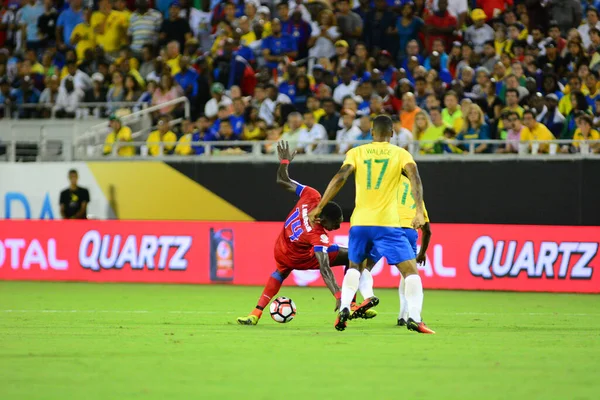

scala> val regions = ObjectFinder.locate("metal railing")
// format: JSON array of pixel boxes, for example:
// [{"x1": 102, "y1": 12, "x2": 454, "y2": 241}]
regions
[
  {"x1": 74, "y1": 96, "x2": 190, "y2": 158},
  {"x1": 1, "y1": 138, "x2": 599, "y2": 162},
  {"x1": 0, "y1": 101, "x2": 143, "y2": 120}
]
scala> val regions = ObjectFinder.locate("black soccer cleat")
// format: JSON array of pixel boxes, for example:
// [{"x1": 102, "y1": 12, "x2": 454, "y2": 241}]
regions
[
  {"x1": 350, "y1": 296, "x2": 380, "y2": 320},
  {"x1": 397, "y1": 318, "x2": 407, "y2": 326},
  {"x1": 334, "y1": 308, "x2": 351, "y2": 331}
]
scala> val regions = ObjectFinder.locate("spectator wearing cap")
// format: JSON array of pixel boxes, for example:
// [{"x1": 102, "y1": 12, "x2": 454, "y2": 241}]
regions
[
  {"x1": 83, "y1": 72, "x2": 107, "y2": 117},
  {"x1": 104, "y1": 115, "x2": 134, "y2": 156},
  {"x1": 336, "y1": 0, "x2": 363, "y2": 49},
  {"x1": 160, "y1": 1, "x2": 191, "y2": 51},
  {"x1": 333, "y1": 67, "x2": 358, "y2": 105},
  {"x1": 465, "y1": 9, "x2": 494, "y2": 54},
  {"x1": 363, "y1": 0, "x2": 396, "y2": 54},
  {"x1": 91, "y1": 0, "x2": 129, "y2": 56},
  {"x1": 537, "y1": 39, "x2": 566, "y2": 76},
  {"x1": 390, "y1": 1, "x2": 423, "y2": 64},
  {"x1": 56, "y1": 0, "x2": 84, "y2": 51},
  {"x1": 127, "y1": 0, "x2": 162, "y2": 55},
  {"x1": 579, "y1": 7, "x2": 600, "y2": 49},
  {"x1": 377, "y1": 50, "x2": 397, "y2": 88},
  {"x1": 70, "y1": 8, "x2": 94, "y2": 63},
  {"x1": 424, "y1": 0, "x2": 457, "y2": 53},
  {"x1": 262, "y1": 18, "x2": 298, "y2": 70},
  {"x1": 204, "y1": 82, "x2": 232, "y2": 119},
  {"x1": 521, "y1": 109, "x2": 555, "y2": 153},
  {"x1": 537, "y1": 93, "x2": 566, "y2": 138},
  {"x1": 336, "y1": 109, "x2": 361, "y2": 154},
  {"x1": 308, "y1": 10, "x2": 340, "y2": 64},
  {"x1": 61, "y1": 59, "x2": 92, "y2": 91},
  {"x1": 147, "y1": 115, "x2": 178, "y2": 156},
  {"x1": 571, "y1": 113, "x2": 600, "y2": 153}
]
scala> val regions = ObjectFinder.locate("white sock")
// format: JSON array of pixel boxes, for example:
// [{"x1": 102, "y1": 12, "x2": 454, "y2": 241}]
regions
[
  {"x1": 340, "y1": 269, "x2": 361, "y2": 311},
  {"x1": 404, "y1": 274, "x2": 424, "y2": 323},
  {"x1": 399, "y1": 275, "x2": 408, "y2": 320},
  {"x1": 358, "y1": 269, "x2": 374, "y2": 299}
]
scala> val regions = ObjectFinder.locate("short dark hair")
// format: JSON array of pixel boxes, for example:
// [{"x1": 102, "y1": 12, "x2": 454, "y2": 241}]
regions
[
  {"x1": 429, "y1": 106, "x2": 442, "y2": 113},
  {"x1": 506, "y1": 88, "x2": 519, "y2": 97},
  {"x1": 68, "y1": 169, "x2": 78, "y2": 176},
  {"x1": 372, "y1": 115, "x2": 393, "y2": 137},
  {"x1": 523, "y1": 109, "x2": 536, "y2": 119},
  {"x1": 587, "y1": 6, "x2": 599, "y2": 18},
  {"x1": 322, "y1": 97, "x2": 335, "y2": 105},
  {"x1": 445, "y1": 90, "x2": 459, "y2": 100},
  {"x1": 569, "y1": 73, "x2": 582, "y2": 83},
  {"x1": 415, "y1": 76, "x2": 426, "y2": 83},
  {"x1": 320, "y1": 202, "x2": 343, "y2": 222}
]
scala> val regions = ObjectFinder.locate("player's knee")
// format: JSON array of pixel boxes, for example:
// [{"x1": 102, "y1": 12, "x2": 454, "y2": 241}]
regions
[
  {"x1": 396, "y1": 260, "x2": 418, "y2": 277},
  {"x1": 271, "y1": 270, "x2": 287, "y2": 282}
]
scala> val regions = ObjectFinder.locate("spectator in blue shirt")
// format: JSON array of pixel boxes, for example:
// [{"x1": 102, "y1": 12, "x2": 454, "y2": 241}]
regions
[
  {"x1": 192, "y1": 116, "x2": 219, "y2": 155},
  {"x1": 230, "y1": 98, "x2": 245, "y2": 136},
  {"x1": 284, "y1": 10, "x2": 312, "y2": 59},
  {"x1": 174, "y1": 56, "x2": 199, "y2": 100},
  {"x1": 12, "y1": 76, "x2": 41, "y2": 119},
  {"x1": 457, "y1": 103, "x2": 491, "y2": 153},
  {"x1": 19, "y1": 0, "x2": 45, "y2": 50},
  {"x1": 56, "y1": 0, "x2": 84, "y2": 50},
  {"x1": 261, "y1": 19, "x2": 298, "y2": 70},
  {"x1": 276, "y1": 2, "x2": 292, "y2": 33},
  {"x1": 355, "y1": 115, "x2": 373, "y2": 146},
  {"x1": 291, "y1": 75, "x2": 312, "y2": 113},
  {"x1": 427, "y1": 51, "x2": 453, "y2": 84}
]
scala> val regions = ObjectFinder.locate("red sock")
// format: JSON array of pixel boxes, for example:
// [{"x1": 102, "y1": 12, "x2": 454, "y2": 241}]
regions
[{"x1": 253, "y1": 276, "x2": 283, "y2": 317}]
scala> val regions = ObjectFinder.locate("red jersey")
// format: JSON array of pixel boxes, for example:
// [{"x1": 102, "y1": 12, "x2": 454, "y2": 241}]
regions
[
  {"x1": 273, "y1": 185, "x2": 336, "y2": 271},
  {"x1": 425, "y1": 12, "x2": 457, "y2": 52}
]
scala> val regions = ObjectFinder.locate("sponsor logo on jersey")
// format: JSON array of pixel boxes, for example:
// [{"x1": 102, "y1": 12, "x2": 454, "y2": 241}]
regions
[{"x1": 320, "y1": 234, "x2": 329, "y2": 244}]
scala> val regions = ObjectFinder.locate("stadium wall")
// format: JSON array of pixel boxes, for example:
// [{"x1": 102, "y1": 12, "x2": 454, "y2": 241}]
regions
[
  {"x1": 1, "y1": 160, "x2": 598, "y2": 225},
  {"x1": 0, "y1": 220, "x2": 598, "y2": 293}
]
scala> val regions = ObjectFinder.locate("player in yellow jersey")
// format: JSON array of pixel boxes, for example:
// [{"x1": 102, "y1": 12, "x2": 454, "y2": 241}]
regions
[
  {"x1": 368, "y1": 174, "x2": 432, "y2": 327},
  {"x1": 309, "y1": 115, "x2": 435, "y2": 334}
]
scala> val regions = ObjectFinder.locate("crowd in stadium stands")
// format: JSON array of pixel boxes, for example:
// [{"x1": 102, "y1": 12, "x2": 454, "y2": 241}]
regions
[{"x1": 1, "y1": 0, "x2": 600, "y2": 155}]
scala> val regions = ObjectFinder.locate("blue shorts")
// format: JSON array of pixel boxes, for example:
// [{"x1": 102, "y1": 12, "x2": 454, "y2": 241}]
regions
[
  {"x1": 349, "y1": 226, "x2": 416, "y2": 265},
  {"x1": 369, "y1": 228, "x2": 418, "y2": 262}
]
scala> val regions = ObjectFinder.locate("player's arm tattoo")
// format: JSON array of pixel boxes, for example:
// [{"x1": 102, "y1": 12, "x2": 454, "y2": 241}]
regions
[
  {"x1": 276, "y1": 163, "x2": 298, "y2": 194},
  {"x1": 404, "y1": 163, "x2": 424, "y2": 213},
  {"x1": 318, "y1": 164, "x2": 354, "y2": 209},
  {"x1": 315, "y1": 252, "x2": 340, "y2": 296}
]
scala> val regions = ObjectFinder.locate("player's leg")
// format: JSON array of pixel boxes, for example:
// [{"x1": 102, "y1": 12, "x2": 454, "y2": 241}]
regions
[
  {"x1": 349, "y1": 251, "x2": 380, "y2": 319},
  {"x1": 333, "y1": 249, "x2": 377, "y2": 319},
  {"x1": 374, "y1": 228, "x2": 434, "y2": 334},
  {"x1": 236, "y1": 268, "x2": 290, "y2": 325},
  {"x1": 398, "y1": 228, "x2": 418, "y2": 326}
]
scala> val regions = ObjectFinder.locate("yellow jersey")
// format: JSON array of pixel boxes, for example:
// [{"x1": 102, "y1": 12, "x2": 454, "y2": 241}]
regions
[
  {"x1": 103, "y1": 126, "x2": 134, "y2": 156},
  {"x1": 71, "y1": 23, "x2": 95, "y2": 61},
  {"x1": 166, "y1": 55, "x2": 181, "y2": 76},
  {"x1": 175, "y1": 134, "x2": 193, "y2": 155},
  {"x1": 343, "y1": 142, "x2": 416, "y2": 227},
  {"x1": 147, "y1": 130, "x2": 177, "y2": 156},
  {"x1": 572, "y1": 128, "x2": 600, "y2": 147},
  {"x1": 398, "y1": 175, "x2": 429, "y2": 228},
  {"x1": 91, "y1": 10, "x2": 128, "y2": 53}
]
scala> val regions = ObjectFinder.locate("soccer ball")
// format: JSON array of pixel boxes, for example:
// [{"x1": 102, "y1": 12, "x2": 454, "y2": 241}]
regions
[{"x1": 269, "y1": 297, "x2": 296, "y2": 323}]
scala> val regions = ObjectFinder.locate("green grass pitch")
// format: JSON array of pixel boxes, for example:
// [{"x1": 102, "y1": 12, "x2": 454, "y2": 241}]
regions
[{"x1": 1, "y1": 282, "x2": 599, "y2": 400}]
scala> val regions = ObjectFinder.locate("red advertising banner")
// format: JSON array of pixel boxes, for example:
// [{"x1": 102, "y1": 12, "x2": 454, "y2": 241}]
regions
[{"x1": 0, "y1": 220, "x2": 599, "y2": 293}]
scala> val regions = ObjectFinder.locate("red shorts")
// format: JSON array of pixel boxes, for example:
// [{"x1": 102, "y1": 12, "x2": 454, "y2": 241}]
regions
[{"x1": 275, "y1": 250, "x2": 340, "y2": 273}]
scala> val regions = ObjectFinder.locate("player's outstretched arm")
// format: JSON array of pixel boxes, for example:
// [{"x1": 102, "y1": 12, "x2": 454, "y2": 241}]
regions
[
  {"x1": 276, "y1": 141, "x2": 299, "y2": 194},
  {"x1": 308, "y1": 164, "x2": 354, "y2": 224},
  {"x1": 416, "y1": 222, "x2": 432, "y2": 265},
  {"x1": 404, "y1": 163, "x2": 425, "y2": 229},
  {"x1": 315, "y1": 252, "x2": 341, "y2": 310}
]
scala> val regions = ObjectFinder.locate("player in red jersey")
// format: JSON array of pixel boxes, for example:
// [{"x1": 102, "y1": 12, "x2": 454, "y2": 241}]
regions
[{"x1": 237, "y1": 142, "x2": 376, "y2": 325}]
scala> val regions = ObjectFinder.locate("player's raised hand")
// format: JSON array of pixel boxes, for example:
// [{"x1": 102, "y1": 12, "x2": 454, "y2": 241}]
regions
[
  {"x1": 411, "y1": 213, "x2": 425, "y2": 230},
  {"x1": 277, "y1": 141, "x2": 296, "y2": 162}
]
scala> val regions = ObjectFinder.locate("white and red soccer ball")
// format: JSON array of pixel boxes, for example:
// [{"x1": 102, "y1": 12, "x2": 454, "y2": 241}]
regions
[{"x1": 269, "y1": 297, "x2": 296, "y2": 323}]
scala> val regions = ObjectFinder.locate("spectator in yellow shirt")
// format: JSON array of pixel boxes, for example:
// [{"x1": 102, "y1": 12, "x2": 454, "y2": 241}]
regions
[
  {"x1": 103, "y1": 115, "x2": 135, "y2": 156},
  {"x1": 239, "y1": 16, "x2": 257, "y2": 46},
  {"x1": 91, "y1": 0, "x2": 129, "y2": 55},
  {"x1": 174, "y1": 119, "x2": 197, "y2": 155},
  {"x1": 306, "y1": 95, "x2": 325, "y2": 121},
  {"x1": 442, "y1": 91, "x2": 463, "y2": 133},
  {"x1": 521, "y1": 109, "x2": 555, "y2": 153},
  {"x1": 147, "y1": 115, "x2": 178, "y2": 156},
  {"x1": 571, "y1": 114, "x2": 600, "y2": 153},
  {"x1": 113, "y1": 0, "x2": 131, "y2": 48},
  {"x1": 71, "y1": 8, "x2": 95, "y2": 62},
  {"x1": 559, "y1": 75, "x2": 584, "y2": 116},
  {"x1": 165, "y1": 41, "x2": 182, "y2": 76}
]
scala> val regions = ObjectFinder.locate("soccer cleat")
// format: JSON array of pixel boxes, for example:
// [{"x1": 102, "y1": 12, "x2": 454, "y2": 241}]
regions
[
  {"x1": 350, "y1": 302, "x2": 378, "y2": 319},
  {"x1": 334, "y1": 308, "x2": 350, "y2": 331},
  {"x1": 406, "y1": 318, "x2": 435, "y2": 334},
  {"x1": 236, "y1": 315, "x2": 259, "y2": 325},
  {"x1": 397, "y1": 318, "x2": 407, "y2": 326},
  {"x1": 350, "y1": 296, "x2": 380, "y2": 320}
]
